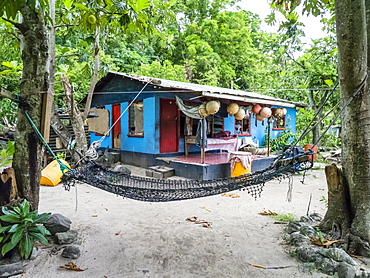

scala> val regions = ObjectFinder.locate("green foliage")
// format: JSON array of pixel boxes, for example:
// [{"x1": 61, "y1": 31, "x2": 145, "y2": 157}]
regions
[
  {"x1": 319, "y1": 196, "x2": 328, "y2": 208},
  {"x1": 56, "y1": 152, "x2": 66, "y2": 160},
  {"x1": 0, "y1": 200, "x2": 51, "y2": 259},
  {"x1": 134, "y1": 60, "x2": 187, "y2": 81},
  {"x1": 265, "y1": 129, "x2": 296, "y2": 152},
  {"x1": 271, "y1": 213, "x2": 296, "y2": 222},
  {"x1": 0, "y1": 141, "x2": 15, "y2": 168},
  {"x1": 321, "y1": 132, "x2": 341, "y2": 149}
]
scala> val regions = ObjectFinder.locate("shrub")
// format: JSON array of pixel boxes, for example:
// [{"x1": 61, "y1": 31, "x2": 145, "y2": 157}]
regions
[{"x1": 0, "y1": 199, "x2": 51, "y2": 259}]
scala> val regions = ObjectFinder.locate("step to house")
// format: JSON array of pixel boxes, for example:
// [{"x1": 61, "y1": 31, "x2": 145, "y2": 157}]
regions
[{"x1": 146, "y1": 166, "x2": 175, "y2": 179}]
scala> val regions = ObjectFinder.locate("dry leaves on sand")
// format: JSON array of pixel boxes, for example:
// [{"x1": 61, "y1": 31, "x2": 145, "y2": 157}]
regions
[
  {"x1": 200, "y1": 206, "x2": 211, "y2": 212},
  {"x1": 221, "y1": 193, "x2": 240, "y2": 198},
  {"x1": 249, "y1": 263, "x2": 293, "y2": 270},
  {"x1": 258, "y1": 209, "x2": 277, "y2": 216},
  {"x1": 186, "y1": 216, "x2": 212, "y2": 228},
  {"x1": 59, "y1": 262, "x2": 87, "y2": 271},
  {"x1": 310, "y1": 238, "x2": 344, "y2": 247}
]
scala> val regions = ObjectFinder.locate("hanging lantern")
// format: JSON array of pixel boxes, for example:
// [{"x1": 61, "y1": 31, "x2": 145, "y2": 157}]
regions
[
  {"x1": 206, "y1": 100, "x2": 220, "y2": 115},
  {"x1": 235, "y1": 108, "x2": 246, "y2": 120},
  {"x1": 256, "y1": 114, "x2": 265, "y2": 121},
  {"x1": 282, "y1": 108, "x2": 287, "y2": 115},
  {"x1": 251, "y1": 104, "x2": 262, "y2": 114},
  {"x1": 272, "y1": 108, "x2": 283, "y2": 118},
  {"x1": 227, "y1": 103, "x2": 239, "y2": 115},
  {"x1": 259, "y1": 107, "x2": 272, "y2": 118},
  {"x1": 198, "y1": 103, "x2": 209, "y2": 117}
]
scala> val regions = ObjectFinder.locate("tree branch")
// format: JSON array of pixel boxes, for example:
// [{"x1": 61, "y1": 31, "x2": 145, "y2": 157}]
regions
[{"x1": 1, "y1": 17, "x2": 28, "y2": 32}]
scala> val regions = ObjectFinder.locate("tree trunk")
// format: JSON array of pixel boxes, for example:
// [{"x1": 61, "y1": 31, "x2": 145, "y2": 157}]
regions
[
  {"x1": 61, "y1": 74, "x2": 88, "y2": 161},
  {"x1": 50, "y1": 105, "x2": 82, "y2": 164},
  {"x1": 320, "y1": 164, "x2": 351, "y2": 238},
  {"x1": 13, "y1": 4, "x2": 49, "y2": 210},
  {"x1": 335, "y1": 0, "x2": 370, "y2": 249},
  {"x1": 307, "y1": 89, "x2": 320, "y2": 146},
  {"x1": 83, "y1": 25, "x2": 100, "y2": 121}
]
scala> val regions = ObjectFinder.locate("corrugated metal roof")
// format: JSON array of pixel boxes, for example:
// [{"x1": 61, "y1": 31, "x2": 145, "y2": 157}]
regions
[{"x1": 108, "y1": 71, "x2": 305, "y2": 108}]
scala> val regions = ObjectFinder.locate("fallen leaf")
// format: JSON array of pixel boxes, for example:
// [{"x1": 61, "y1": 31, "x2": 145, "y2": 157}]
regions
[
  {"x1": 186, "y1": 216, "x2": 211, "y2": 228},
  {"x1": 311, "y1": 238, "x2": 344, "y2": 246},
  {"x1": 200, "y1": 206, "x2": 211, "y2": 212},
  {"x1": 221, "y1": 193, "x2": 240, "y2": 198},
  {"x1": 115, "y1": 231, "x2": 121, "y2": 235},
  {"x1": 186, "y1": 216, "x2": 198, "y2": 222},
  {"x1": 249, "y1": 263, "x2": 265, "y2": 268},
  {"x1": 202, "y1": 223, "x2": 212, "y2": 228},
  {"x1": 258, "y1": 209, "x2": 277, "y2": 216},
  {"x1": 85, "y1": 200, "x2": 90, "y2": 203},
  {"x1": 105, "y1": 208, "x2": 109, "y2": 211},
  {"x1": 351, "y1": 254, "x2": 362, "y2": 258},
  {"x1": 92, "y1": 215, "x2": 98, "y2": 217},
  {"x1": 59, "y1": 262, "x2": 87, "y2": 271}
]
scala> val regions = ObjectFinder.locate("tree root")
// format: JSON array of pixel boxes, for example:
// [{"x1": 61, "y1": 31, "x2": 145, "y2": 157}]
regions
[{"x1": 347, "y1": 234, "x2": 370, "y2": 257}]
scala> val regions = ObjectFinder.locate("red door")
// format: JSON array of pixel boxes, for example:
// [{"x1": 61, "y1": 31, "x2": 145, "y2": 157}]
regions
[
  {"x1": 112, "y1": 103, "x2": 121, "y2": 148},
  {"x1": 160, "y1": 98, "x2": 179, "y2": 153}
]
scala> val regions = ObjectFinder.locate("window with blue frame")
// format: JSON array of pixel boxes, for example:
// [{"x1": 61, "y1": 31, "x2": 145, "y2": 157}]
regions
[
  {"x1": 273, "y1": 115, "x2": 286, "y2": 129},
  {"x1": 128, "y1": 100, "x2": 144, "y2": 136},
  {"x1": 235, "y1": 117, "x2": 251, "y2": 135}
]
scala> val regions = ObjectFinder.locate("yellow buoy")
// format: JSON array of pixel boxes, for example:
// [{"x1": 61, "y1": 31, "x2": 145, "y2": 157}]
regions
[
  {"x1": 206, "y1": 100, "x2": 220, "y2": 115},
  {"x1": 198, "y1": 103, "x2": 209, "y2": 117},
  {"x1": 227, "y1": 103, "x2": 239, "y2": 115},
  {"x1": 235, "y1": 108, "x2": 246, "y2": 120},
  {"x1": 40, "y1": 159, "x2": 70, "y2": 186}
]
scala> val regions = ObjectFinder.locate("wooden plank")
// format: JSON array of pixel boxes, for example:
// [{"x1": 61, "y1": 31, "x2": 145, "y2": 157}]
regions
[{"x1": 41, "y1": 91, "x2": 53, "y2": 143}]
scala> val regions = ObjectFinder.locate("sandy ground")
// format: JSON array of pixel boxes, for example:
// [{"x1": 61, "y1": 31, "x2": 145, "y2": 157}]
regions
[{"x1": 15, "y1": 165, "x2": 331, "y2": 278}]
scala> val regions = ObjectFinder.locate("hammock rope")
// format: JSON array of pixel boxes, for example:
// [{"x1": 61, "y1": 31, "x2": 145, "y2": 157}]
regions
[{"x1": 62, "y1": 152, "x2": 314, "y2": 202}]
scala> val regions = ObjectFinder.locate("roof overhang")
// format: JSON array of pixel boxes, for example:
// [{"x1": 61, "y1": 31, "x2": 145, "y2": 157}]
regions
[
  {"x1": 201, "y1": 91, "x2": 297, "y2": 108},
  {"x1": 94, "y1": 72, "x2": 306, "y2": 108}
]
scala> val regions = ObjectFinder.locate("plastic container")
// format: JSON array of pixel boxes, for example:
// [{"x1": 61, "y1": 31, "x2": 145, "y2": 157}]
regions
[
  {"x1": 231, "y1": 161, "x2": 252, "y2": 177},
  {"x1": 40, "y1": 159, "x2": 70, "y2": 186},
  {"x1": 229, "y1": 151, "x2": 253, "y2": 177},
  {"x1": 304, "y1": 144, "x2": 318, "y2": 161}
]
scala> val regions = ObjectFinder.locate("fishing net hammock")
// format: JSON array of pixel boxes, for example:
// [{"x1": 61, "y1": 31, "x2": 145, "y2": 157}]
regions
[{"x1": 62, "y1": 152, "x2": 314, "y2": 202}]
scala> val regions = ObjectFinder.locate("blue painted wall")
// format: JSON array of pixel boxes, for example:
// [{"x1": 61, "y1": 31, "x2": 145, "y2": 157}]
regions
[
  {"x1": 90, "y1": 99, "x2": 297, "y2": 154},
  {"x1": 250, "y1": 106, "x2": 296, "y2": 147},
  {"x1": 90, "y1": 104, "x2": 113, "y2": 148}
]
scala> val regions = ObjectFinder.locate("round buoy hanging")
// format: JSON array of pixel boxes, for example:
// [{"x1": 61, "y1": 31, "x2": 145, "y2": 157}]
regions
[
  {"x1": 259, "y1": 107, "x2": 272, "y2": 118},
  {"x1": 251, "y1": 104, "x2": 262, "y2": 114},
  {"x1": 198, "y1": 103, "x2": 209, "y2": 117},
  {"x1": 206, "y1": 100, "x2": 220, "y2": 115},
  {"x1": 256, "y1": 113, "x2": 265, "y2": 121},
  {"x1": 227, "y1": 103, "x2": 239, "y2": 115},
  {"x1": 235, "y1": 108, "x2": 246, "y2": 120},
  {"x1": 271, "y1": 108, "x2": 283, "y2": 118},
  {"x1": 282, "y1": 108, "x2": 287, "y2": 115}
]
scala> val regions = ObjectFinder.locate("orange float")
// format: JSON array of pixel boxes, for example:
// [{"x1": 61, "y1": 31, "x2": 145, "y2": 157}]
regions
[{"x1": 251, "y1": 104, "x2": 262, "y2": 114}]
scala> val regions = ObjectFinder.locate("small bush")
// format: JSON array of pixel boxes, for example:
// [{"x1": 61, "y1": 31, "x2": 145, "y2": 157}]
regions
[{"x1": 0, "y1": 199, "x2": 51, "y2": 259}]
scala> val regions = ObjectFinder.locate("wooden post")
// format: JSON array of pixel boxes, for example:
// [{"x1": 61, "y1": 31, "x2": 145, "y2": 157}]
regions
[
  {"x1": 267, "y1": 119, "x2": 271, "y2": 157},
  {"x1": 201, "y1": 147, "x2": 205, "y2": 164},
  {"x1": 41, "y1": 91, "x2": 53, "y2": 142}
]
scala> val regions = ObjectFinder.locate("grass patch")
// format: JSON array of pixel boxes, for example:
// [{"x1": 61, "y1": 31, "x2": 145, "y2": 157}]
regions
[{"x1": 271, "y1": 213, "x2": 297, "y2": 222}]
